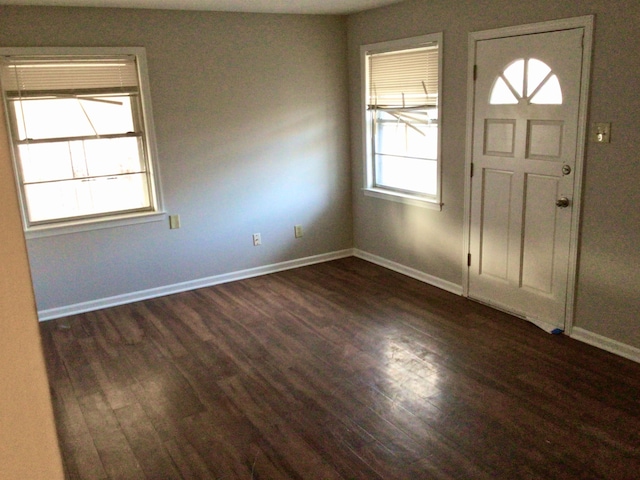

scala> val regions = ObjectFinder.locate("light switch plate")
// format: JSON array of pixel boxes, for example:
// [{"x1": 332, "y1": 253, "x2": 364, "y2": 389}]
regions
[
  {"x1": 169, "y1": 214, "x2": 181, "y2": 229},
  {"x1": 593, "y1": 122, "x2": 611, "y2": 143}
]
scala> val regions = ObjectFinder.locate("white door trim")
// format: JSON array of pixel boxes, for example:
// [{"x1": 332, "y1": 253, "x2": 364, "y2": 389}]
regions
[{"x1": 462, "y1": 15, "x2": 594, "y2": 334}]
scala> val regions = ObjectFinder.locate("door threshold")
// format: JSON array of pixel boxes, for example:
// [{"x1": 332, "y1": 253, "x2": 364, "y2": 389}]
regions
[{"x1": 469, "y1": 295, "x2": 564, "y2": 334}]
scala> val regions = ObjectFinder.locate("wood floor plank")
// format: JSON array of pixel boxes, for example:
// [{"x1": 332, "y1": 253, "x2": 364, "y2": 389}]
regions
[
  {"x1": 163, "y1": 438, "x2": 217, "y2": 480},
  {"x1": 76, "y1": 336, "x2": 137, "y2": 411},
  {"x1": 40, "y1": 257, "x2": 640, "y2": 479},
  {"x1": 48, "y1": 381, "x2": 108, "y2": 480},
  {"x1": 218, "y1": 374, "x2": 344, "y2": 479},
  {"x1": 129, "y1": 302, "x2": 189, "y2": 359},
  {"x1": 113, "y1": 402, "x2": 183, "y2": 479},
  {"x1": 77, "y1": 392, "x2": 146, "y2": 480}
]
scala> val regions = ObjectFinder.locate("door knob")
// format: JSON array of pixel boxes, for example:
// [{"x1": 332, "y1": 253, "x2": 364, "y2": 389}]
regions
[{"x1": 556, "y1": 197, "x2": 570, "y2": 208}]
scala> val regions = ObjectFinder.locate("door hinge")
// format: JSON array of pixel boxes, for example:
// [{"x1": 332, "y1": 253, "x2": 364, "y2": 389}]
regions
[
  {"x1": 467, "y1": 253, "x2": 472, "y2": 267},
  {"x1": 473, "y1": 65, "x2": 478, "y2": 81},
  {"x1": 470, "y1": 162, "x2": 474, "y2": 178}
]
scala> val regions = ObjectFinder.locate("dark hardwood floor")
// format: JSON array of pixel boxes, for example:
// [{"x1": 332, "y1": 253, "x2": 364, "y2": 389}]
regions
[{"x1": 40, "y1": 257, "x2": 640, "y2": 479}]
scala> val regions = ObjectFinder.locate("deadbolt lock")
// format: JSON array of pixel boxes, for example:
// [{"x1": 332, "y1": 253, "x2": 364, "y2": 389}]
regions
[{"x1": 562, "y1": 165, "x2": 572, "y2": 176}]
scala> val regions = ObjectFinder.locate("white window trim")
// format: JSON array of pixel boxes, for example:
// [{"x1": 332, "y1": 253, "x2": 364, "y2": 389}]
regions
[
  {"x1": 363, "y1": 187, "x2": 443, "y2": 210},
  {"x1": 361, "y1": 33, "x2": 443, "y2": 210},
  {"x1": 24, "y1": 211, "x2": 167, "y2": 239},
  {"x1": 0, "y1": 46, "x2": 165, "y2": 238}
]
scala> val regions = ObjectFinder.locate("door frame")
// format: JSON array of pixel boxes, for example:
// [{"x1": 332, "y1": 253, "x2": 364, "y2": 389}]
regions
[{"x1": 462, "y1": 16, "x2": 594, "y2": 334}]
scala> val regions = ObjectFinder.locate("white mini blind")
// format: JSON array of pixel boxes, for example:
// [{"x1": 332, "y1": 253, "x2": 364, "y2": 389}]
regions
[
  {"x1": 368, "y1": 44, "x2": 438, "y2": 109},
  {"x1": 0, "y1": 55, "x2": 139, "y2": 95}
]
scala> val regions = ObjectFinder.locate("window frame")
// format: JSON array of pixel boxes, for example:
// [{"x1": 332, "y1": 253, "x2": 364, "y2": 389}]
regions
[
  {"x1": 361, "y1": 33, "x2": 443, "y2": 210},
  {"x1": 0, "y1": 46, "x2": 165, "y2": 238}
]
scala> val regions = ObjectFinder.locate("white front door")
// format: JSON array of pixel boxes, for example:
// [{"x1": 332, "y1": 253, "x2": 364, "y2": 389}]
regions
[{"x1": 468, "y1": 27, "x2": 586, "y2": 331}]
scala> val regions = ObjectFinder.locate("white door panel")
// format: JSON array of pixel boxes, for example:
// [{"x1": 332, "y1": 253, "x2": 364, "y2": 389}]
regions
[
  {"x1": 469, "y1": 28, "x2": 584, "y2": 330},
  {"x1": 479, "y1": 169, "x2": 514, "y2": 282},
  {"x1": 521, "y1": 173, "x2": 560, "y2": 294}
]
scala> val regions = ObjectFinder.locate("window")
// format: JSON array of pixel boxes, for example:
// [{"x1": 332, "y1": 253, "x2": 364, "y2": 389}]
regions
[
  {"x1": 0, "y1": 47, "x2": 163, "y2": 235},
  {"x1": 362, "y1": 34, "x2": 442, "y2": 208},
  {"x1": 490, "y1": 58, "x2": 562, "y2": 105}
]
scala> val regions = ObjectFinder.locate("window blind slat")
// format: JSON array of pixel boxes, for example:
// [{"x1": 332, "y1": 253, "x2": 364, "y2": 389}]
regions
[
  {"x1": 0, "y1": 56, "x2": 139, "y2": 93},
  {"x1": 368, "y1": 45, "x2": 438, "y2": 108}
]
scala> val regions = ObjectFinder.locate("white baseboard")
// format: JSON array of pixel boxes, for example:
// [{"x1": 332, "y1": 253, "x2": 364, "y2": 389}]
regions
[
  {"x1": 353, "y1": 249, "x2": 464, "y2": 296},
  {"x1": 354, "y1": 251, "x2": 640, "y2": 363},
  {"x1": 38, "y1": 247, "x2": 638, "y2": 366},
  {"x1": 38, "y1": 249, "x2": 355, "y2": 321},
  {"x1": 570, "y1": 327, "x2": 640, "y2": 364}
]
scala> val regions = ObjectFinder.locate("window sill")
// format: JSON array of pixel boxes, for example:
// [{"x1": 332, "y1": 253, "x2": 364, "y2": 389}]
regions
[
  {"x1": 24, "y1": 211, "x2": 167, "y2": 239},
  {"x1": 363, "y1": 188, "x2": 443, "y2": 211}
]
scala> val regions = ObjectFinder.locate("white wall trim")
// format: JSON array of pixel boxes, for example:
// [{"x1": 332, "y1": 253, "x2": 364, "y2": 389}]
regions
[
  {"x1": 38, "y1": 249, "x2": 355, "y2": 321},
  {"x1": 570, "y1": 327, "x2": 640, "y2": 364},
  {"x1": 353, "y1": 249, "x2": 463, "y2": 296},
  {"x1": 38, "y1": 246, "x2": 639, "y2": 366}
]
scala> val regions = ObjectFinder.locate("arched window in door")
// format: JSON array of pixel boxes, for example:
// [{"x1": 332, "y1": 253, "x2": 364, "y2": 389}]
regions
[{"x1": 490, "y1": 58, "x2": 562, "y2": 105}]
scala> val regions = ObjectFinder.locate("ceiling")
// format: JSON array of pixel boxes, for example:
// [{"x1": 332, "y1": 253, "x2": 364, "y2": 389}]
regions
[{"x1": 0, "y1": 0, "x2": 407, "y2": 15}]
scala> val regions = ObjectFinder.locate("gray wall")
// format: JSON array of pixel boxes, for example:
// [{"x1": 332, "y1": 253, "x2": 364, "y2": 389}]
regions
[
  {"x1": 1, "y1": 2, "x2": 638, "y2": 353},
  {"x1": 348, "y1": 0, "x2": 640, "y2": 349},
  {"x1": 0, "y1": 6, "x2": 352, "y2": 311}
]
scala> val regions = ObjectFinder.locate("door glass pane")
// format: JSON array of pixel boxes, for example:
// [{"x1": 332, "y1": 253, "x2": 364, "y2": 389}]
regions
[
  {"x1": 530, "y1": 74, "x2": 562, "y2": 104},
  {"x1": 526, "y1": 58, "x2": 551, "y2": 97},
  {"x1": 503, "y1": 59, "x2": 524, "y2": 97},
  {"x1": 490, "y1": 58, "x2": 562, "y2": 105},
  {"x1": 490, "y1": 77, "x2": 519, "y2": 105}
]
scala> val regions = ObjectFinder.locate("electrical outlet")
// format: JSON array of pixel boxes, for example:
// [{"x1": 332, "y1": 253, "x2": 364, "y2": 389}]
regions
[
  {"x1": 294, "y1": 224, "x2": 303, "y2": 238},
  {"x1": 169, "y1": 214, "x2": 181, "y2": 229},
  {"x1": 252, "y1": 233, "x2": 261, "y2": 246}
]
